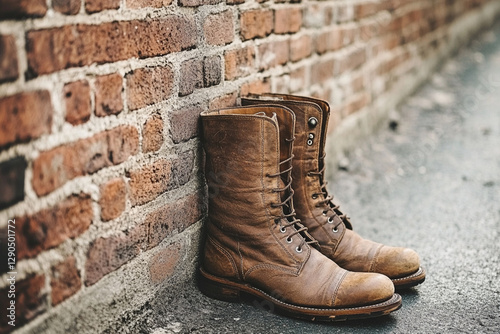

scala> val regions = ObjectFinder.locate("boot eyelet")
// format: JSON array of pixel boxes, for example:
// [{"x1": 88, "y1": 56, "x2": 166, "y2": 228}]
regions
[
  {"x1": 327, "y1": 216, "x2": 334, "y2": 224},
  {"x1": 308, "y1": 117, "x2": 318, "y2": 128},
  {"x1": 322, "y1": 211, "x2": 328, "y2": 216},
  {"x1": 308, "y1": 133, "x2": 315, "y2": 139},
  {"x1": 280, "y1": 226, "x2": 286, "y2": 233},
  {"x1": 312, "y1": 194, "x2": 318, "y2": 199},
  {"x1": 286, "y1": 237, "x2": 293, "y2": 243},
  {"x1": 332, "y1": 227, "x2": 339, "y2": 233},
  {"x1": 295, "y1": 246, "x2": 303, "y2": 253},
  {"x1": 307, "y1": 139, "x2": 313, "y2": 146}
]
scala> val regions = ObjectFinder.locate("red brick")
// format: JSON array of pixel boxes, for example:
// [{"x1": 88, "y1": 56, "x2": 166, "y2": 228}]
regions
[
  {"x1": 169, "y1": 150, "x2": 195, "y2": 189},
  {"x1": 336, "y1": 47, "x2": 366, "y2": 75},
  {"x1": 241, "y1": 77, "x2": 271, "y2": 96},
  {"x1": 149, "y1": 242, "x2": 181, "y2": 284},
  {"x1": 85, "y1": 0, "x2": 120, "y2": 13},
  {"x1": 16, "y1": 194, "x2": 92, "y2": 259},
  {"x1": 0, "y1": 274, "x2": 46, "y2": 332},
  {"x1": 226, "y1": 0, "x2": 244, "y2": 4},
  {"x1": 126, "y1": 66, "x2": 174, "y2": 110},
  {"x1": 50, "y1": 256, "x2": 81, "y2": 305},
  {"x1": 0, "y1": 35, "x2": 19, "y2": 83},
  {"x1": 204, "y1": 56, "x2": 221, "y2": 87},
  {"x1": 315, "y1": 28, "x2": 342, "y2": 54},
  {"x1": 169, "y1": 104, "x2": 203, "y2": 144},
  {"x1": 240, "y1": 9, "x2": 273, "y2": 40},
  {"x1": 26, "y1": 17, "x2": 196, "y2": 76},
  {"x1": 143, "y1": 115, "x2": 163, "y2": 153},
  {"x1": 224, "y1": 46, "x2": 255, "y2": 80},
  {"x1": 336, "y1": 4, "x2": 355, "y2": 23},
  {"x1": 0, "y1": 157, "x2": 26, "y2": 210},
  {"x1": 290, "y1": 34, "x2": 312, "y2": 62},
  {"x1": 95, "y1": 73, "x2": 123, "y2": 117},
  {"x1": 179, "y1": 58, "x2": 203, "y2": 97},
  {"x1": 84, "y1": 223, "x2": 147, "y2": 286},
  {"x1": 99, "y1": 178, "x2": 126, "y2": 221},
  {"x1": 304, "y1": 4, "x2": 330, "y2": 28},
  {"x1": 311, "y1": 58, "x2": 335, "y2": 84},
  {"x1": 204, "y1": 10, "x2": 234, "y2": 46},
  {"x1": 0, "y1": 0, "x2": 47, "y2": 19},
  {"x1": 32, "y1": 125, "x2": 138, "y2": 196},
  {"x1": 179, "y1": 0, "x2": 221, "y2": 6},
  {"x1": 274, "y1": 7, "x2": 302, "y2": 34},
  {"x1": 209, "y1": 91, "x2": 238, "y2": 109},
  {"x1": 258, "y1": 39, "x2": 289, "y2": 70},
  {"x1": 0, "y1": 90, "x2": 53, "y2": 148},
  {"x1": 129, "y1": 159, "x2": 171, "y2": 206},
  {"x1": 64, "y1": 80, "x2": 91, "y2": 125},
  {"x1": 289, "y1": 66, "x2": 307, "y2": 92},
  {"x1": 126, "y1": 0, "x2": 172, "y2": 9},
  {"x1": 53, "y1": 0, "x2": 81, "y2": 15},
  {"x1": 144, "y1": 191, "x2": 205, "y2": 248},
  {"x1": 345, "y1": 92, "x2": 371, "y2": 115},
  {"x1": 355, "y1": 2, "x2": 378, "y2": 19}
]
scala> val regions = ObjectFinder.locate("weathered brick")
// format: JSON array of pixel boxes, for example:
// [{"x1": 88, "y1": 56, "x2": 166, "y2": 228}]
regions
[
  {"x1": 258, "y1": 39, "x2": 289, "y2": 70},
  {"x1": 289, "y1": 66, "x2": 307, "y2": 92},
  {"x1": 144, "y1": 191, "x2": 205, "y2": 248},
  {"x1": 0, "y1": 0, "x2": 47, "y2": 19},
  {"x1": 203, "y1": 56, "x2": 222, "y2": 87},
  {"x1": 26, "y1": 17, "x2": 196, "y2": 76},
  {"x1": 226, "y1": 0, "x2": 244, "y2": 4},
  {"x1": 179, "y1": 0, "x2": 221, "y2": 7},
  {"x1": 32, "y1": 125, "x2": 139, "y2": 196},
  {"x1": 126, "y1": 66, "x2": 174, "y2": 110},
  {"x1": 16, "y1": 194, "x2": 93, "y2": 259},
  {"x1": 149, "y1": 242, "x2": 181, "y2": 284},
  {"x1": 240, "y1": 9, "x2": 273, "y2": 40},
  {"x1": 64, "y1": 80, "x2": 91, "y2": 125},
  {"x1": 99, "y1": 178, "x2": 126, "y2": 221},
  {"x1": 169, "y1": 150, "x2": 195, "y2": 189},
  {"x1": 0, "y1": 90, "x2": 53, "y2": 148},
  {"x1": 315, "y1": 28, "x2": 342, "y2": 54},
  {"x1": 241, "y1": 77, "x2": 271, "y2": 96},
  {"x1": 355, "y1": 1, "x2": 379, "y2": 19},
  {"x1": 336, "y1": 46, "x2": 366, "y2": 75},
  {"x1": 345, "y1": 92, "x2": 371, "y2": 115},
  {"x1": 290, "y1": 34, "x2": 313, "y2": 62},
  {"x1": 129, "y1": 159, "x2": 171, "y2": 206},
  {"x1": 274, "y1": 7, "x2": 302, "y2": 34},
  {"x1": 0, "y1": 157, "x2": 26, "y2": 210},
  {"x1": 0, "y1": 274, "x2": 46, "y2": 332},
  {"x1": 53, "y1": 0, "x2": 81, "y2": 15},
  {"x1": 50, "y1": 256, "x2": 81, "y2": 305},
  {"x1": 95, "y1": 73, "x2": 123, "y2": 117},
  {"x1": 169, "y1": 104, "x2": 203, "y2": 144},
  {"x1": 209, "y1": 91, "x2": 238, "y2": 109},
  {"x1": 0, "y1": 35, "x2": 19, "y2": 83},
  {"x1": 179, "y1": 58, "x2": 203, "y2": 97},
  {"x1": 85, "y1": 0, "x2": 120, "y2": 13},
  {"x1": 143, "y1": 114, "x2": 163, "y2": 153},
  {"x1": 204, "y1": 10, "x2": 234, "y2": 46},
  {"x1": 126, "y1": 0, "x2": 172, "y2": 9},
  {"x1": 84, "y1": 223, "x2": 147, "y2": 286},
  {"x1": 336, "y1": 4, "x2": 355, "y2": 23},
  {"x1": 311, "y1": 58, "x2": 335, "y2": 84},
  {"x1": 224, "y1": 46, "x2": 255, "y2": 80},
  {"x1": 304, "y1": 4, "x2": 329, "y2": 28}
]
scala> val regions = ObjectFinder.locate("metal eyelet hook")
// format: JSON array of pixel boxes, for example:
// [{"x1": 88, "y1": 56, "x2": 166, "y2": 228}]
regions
[{"x1": 308, "y1": 117, "x2": 318, "y2": 128}]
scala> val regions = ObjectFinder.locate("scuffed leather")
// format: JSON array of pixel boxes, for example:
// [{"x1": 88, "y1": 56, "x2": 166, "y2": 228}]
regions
[{"x1": 200, "y1": 105, "x2": 394, "y2": 308}]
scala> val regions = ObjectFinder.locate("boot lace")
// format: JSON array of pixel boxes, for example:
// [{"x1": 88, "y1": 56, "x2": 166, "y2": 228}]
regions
[
  {"x1": 267, "y1": 144, "x2": 319, "y2": 252},
  {"x1": 308, "y1": 153, "x2": 351, "y2": 231}
]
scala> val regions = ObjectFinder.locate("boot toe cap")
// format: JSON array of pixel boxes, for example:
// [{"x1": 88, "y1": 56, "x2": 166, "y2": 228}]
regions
[
  {"x1": 333, "y1": 272, "x2": 394, "y2": 308},
  {"x1": 373, "y1": 246, "x2": 421, "y2": 279}
]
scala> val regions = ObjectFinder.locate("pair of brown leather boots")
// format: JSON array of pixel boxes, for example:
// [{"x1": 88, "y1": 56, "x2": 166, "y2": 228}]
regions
[{"x1": 198, "y1": 94, "x2": 425, "y2": 321}]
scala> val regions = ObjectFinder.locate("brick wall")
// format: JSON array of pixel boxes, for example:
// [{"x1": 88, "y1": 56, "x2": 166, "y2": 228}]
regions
[{"x1": 0, "y1": 0, "x2": 499, "y2": 333}]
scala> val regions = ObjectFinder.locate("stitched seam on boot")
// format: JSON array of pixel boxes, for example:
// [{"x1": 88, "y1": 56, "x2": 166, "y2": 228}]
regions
[
  {"x1": 331, "y1": 270, "x2": 348, "y2": 307},
  {"x1": 208, "y1": 235, "x2": 240, "y2": 279},
  {"x1": 369, "y1": 244, "x2": 384, "y2": 273}
]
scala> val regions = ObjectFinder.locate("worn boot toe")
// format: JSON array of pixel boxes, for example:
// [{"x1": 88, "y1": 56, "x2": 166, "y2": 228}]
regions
[
  {"x1": 373, "y1": 246, "x2": 421, "y2": 279},
  {"x1": 333, "y1": 272, "x2": 394, "y2": 308}
]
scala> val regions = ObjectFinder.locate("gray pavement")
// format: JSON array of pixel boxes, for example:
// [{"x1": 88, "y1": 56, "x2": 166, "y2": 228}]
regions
[{"x1": 144, "y1": 23, "x2": 500, "y2": 334}]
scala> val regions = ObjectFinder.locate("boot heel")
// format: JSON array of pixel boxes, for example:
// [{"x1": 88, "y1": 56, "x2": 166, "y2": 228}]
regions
[{"x1": 198, "y1": 269, "x2": 241, "y2": 302}]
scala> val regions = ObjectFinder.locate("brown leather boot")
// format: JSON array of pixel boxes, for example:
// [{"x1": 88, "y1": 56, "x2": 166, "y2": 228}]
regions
[
  {"x1": 198, "y1": 105, "x2": 402, "y2": 321},
  {"x1": 240, "y1": 95, "x2": 426, "y2": 289}
]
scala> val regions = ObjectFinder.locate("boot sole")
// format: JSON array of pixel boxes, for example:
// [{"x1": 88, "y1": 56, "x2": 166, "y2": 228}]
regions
[
  {"x1": 392, "y1": 266, "x2": 426, "y2": 290},
  {"x1": 198, "y1": 268, "x2": 402, "y2": 322}
]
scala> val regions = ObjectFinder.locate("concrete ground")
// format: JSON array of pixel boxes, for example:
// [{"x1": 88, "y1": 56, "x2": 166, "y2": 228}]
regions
[{"x1": 145, "y1": 22, "x2": 500, "y2": 334}]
